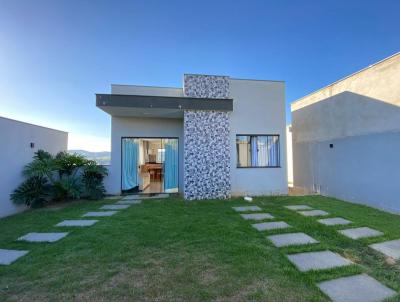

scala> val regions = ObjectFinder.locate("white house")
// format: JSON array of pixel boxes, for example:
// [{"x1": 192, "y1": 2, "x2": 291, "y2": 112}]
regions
[
  {"x1": 0, "y1": 117, "x2": 68, "y2": 217},
  {"x1": 291, "y1": 53, "x2": 400, "y2": 213},
  {"x1": 97, "y1": 74, "x2": 288, "y2": 200}
]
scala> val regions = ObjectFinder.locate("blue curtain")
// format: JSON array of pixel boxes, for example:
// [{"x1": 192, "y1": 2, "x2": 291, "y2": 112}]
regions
[
  {"x1": 267, "y1": 136, "x2": 279, "y2": 166},
  {"x1": 164, "y1": 139, "x2": 178, "y2": 191},
  {"x1": 251, "y1": 136, "x2": 258, "y2": 166},
  {"x1": 257, "y1": 136, "x2": 268, "y2": 166},
  {"x1": 122, "y1": 139, "x2": 139, "y2": 190}
]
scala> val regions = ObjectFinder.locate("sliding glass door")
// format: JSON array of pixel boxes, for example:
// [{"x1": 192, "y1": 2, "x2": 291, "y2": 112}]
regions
[{"x1": 121, "y1": 137, "x2": 178, "y2": 194}]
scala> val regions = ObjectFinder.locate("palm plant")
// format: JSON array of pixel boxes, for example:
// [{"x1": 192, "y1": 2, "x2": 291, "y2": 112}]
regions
[
  {"x1": 10, "y1": 176, "x2": 51, "y2": 208},
  {"x1": 12, "y1": 149, "x2": 108, "y2": 208},
  {"x1": 82, "y1": 161, "x2": 108, "y2": 200},
  {"x1": 52, "y1": 152, "x2": 88, "y2": 200}
]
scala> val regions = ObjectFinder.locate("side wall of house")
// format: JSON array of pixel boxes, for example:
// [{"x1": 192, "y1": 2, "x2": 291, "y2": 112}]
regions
[
  {"x1": 107, "y1": 117, "x2": 184, "y2": 195},
  {"x1": 291, "y1": 53, "x2": 400, "y2": 213},
  {"x1": 229, "y1": 79, "x2": 288, "y2": 196},
  {"x1": 0, "y1": 117, "x2": 68, "y2": 218}
]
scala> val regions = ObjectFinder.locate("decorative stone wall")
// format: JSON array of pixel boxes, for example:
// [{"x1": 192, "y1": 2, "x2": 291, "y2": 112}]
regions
[
  {"x1": 183, "y1": 74, "x2": 231, "y2": 200},
  {"x1": 183, "y1": 111, "x2": 231, "y2": 200},
  {"x1": 184, "y1": 74, "x2": 230, "y2": 98}
]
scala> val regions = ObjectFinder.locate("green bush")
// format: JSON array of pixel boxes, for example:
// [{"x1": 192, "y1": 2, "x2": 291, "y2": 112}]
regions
[
  {"x1": 10, "y1": 176, "x2": 51, "y2": 208},
  {"x1": 82, "y1": 161, "x2": 108, "y2": 200},
  {"x1": 11, "y1": 150, "x2": 108, "y2": 208}
]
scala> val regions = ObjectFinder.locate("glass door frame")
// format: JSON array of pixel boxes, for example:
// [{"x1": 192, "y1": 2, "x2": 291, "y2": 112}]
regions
[{"x1": 120, "y1": 136, "x2": 179, "y2": 195}]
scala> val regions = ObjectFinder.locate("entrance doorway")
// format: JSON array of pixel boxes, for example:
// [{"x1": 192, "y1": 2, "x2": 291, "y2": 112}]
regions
[{"x1": 121, "y1": 137, "x2": 178, "y2": 194}]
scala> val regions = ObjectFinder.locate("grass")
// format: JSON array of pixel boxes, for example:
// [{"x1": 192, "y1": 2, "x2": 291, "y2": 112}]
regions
[{"x1": 0, "y1": 195, "x2": 399, "y2": 301}]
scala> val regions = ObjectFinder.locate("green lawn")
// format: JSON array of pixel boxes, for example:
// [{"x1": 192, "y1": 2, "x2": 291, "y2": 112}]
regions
[{"x1": 0, "y1": 195, "x2": 399, "y2": 301}]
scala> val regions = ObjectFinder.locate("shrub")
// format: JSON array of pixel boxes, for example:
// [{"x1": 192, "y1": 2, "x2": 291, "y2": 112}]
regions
[
  {"x1": 82, "y1": 161, "x2": 108, "y2": 200},
  {"x1": 11, "y1": 150, "x2": 108, "y2": 208},
  {"x1": 10, "y1": 176, "x2": 51, "y2": 208}
]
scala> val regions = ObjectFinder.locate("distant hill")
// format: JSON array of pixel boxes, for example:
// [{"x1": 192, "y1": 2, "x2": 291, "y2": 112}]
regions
[{"x1": 68, "y1": 150, "x2": 110, "y2": 165}]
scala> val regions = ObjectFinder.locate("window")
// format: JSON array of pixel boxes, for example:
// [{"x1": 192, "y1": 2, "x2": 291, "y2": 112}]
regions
[
  {"x1": 236, "y1": 135, "x2": 280, "y2": 168},
  {"x1": 156, "y1": 148, "x2": 165, "y2": 163}
]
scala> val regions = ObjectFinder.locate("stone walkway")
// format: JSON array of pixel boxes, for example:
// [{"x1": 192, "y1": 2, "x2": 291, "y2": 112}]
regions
[
  {"x1": 0, "y1": 249, "x2": 29, "y2": 265},
  {"x1": 267, "y1": 232, "x2": 318, "y2": 247},
  {"x1": 233, "y1": 202, "x2": 399, "y2": 301},
  {"x1": 370, "y1": 239, "x2": 400, "y2": 259},
  {"x1": 252, "y1": 221, "x2": 291, "y2": 231},
  {"x1": 339, "y1": 227, "x2": 383, "y2": 240},
  {"x1": 0, "y1": 196, "x2": 141, "y2": 266},
  {"x1": 233, "y1": 206, "x2": 262, "y2": 212},
  {"x1": 287, "y1": 250, "x2": 352, "y2": 272},
  {"x1": 56, "y1": 220, "x2": 98, "y2": 227},
  {"x1": 318, "y1": 274, "x2": 396, "y2": 302},
  {"x1": 241, "y1": 213, "x2": 274, "y2": 220},
  {"x1": 317, "y1": 217, "x2": 352, "y2": 226},
  {"x1": 18, "y1": 232, "x2": 69, "y2": 243},
  {"x1": 100, "y1": 204, "x2": 130, "y2": 210}
]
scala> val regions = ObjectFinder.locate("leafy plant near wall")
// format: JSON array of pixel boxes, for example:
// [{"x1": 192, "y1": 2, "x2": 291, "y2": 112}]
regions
[{"x1": 11, "y1": 150, "x2": 108, "y2": 208}]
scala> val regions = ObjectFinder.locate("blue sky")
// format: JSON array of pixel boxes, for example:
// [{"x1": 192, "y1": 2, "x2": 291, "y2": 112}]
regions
[{"x1": 0, "y1": 0, "x2": 399, "y2": 151}]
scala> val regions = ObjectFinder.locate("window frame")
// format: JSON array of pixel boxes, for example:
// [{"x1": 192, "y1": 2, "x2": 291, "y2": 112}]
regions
[{"x1": 236, "y1": 134, "x2": 281, "y2": 169}]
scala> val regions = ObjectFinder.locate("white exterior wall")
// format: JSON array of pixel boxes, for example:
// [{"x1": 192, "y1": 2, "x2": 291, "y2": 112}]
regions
[
  {"x1": 105, "y1": 77, "x2": 288, "y2": 197},
  {"x1": 111, "y1": 84, "x2": 183, "y2": 97},
  {"x1": 107, "y1": 116, "x2": 184, "y2": 194},
  {"x1": 229, "y1": 79, "x2": 288, "y2": 196},
  {"x1": 286, "y1": 125, "x2": 293, "y2": 187},
  {"x1": 291, "y1": 53, "x2": 400, "y2": 213},
  {"x1": 0, "y1": 117, "x2": 67, "y2": 218}
]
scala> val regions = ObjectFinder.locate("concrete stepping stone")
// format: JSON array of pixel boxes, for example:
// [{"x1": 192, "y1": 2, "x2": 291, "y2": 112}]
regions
[
  {"x1": 105, "y1": 195, "x2": 121, "y2": 200},
  {"x1": 232, "y1": 206, "x2": 262, "y2": 212},
  {"x1": 100, "y1": 204, "x2": 130, "y2": 210},
  {"x1": 369, "y1": 239, "x2": 400, "y2": 259},
  {"x1": 267, "y1": 232, "x2": 319, "y2": 247},
  {"x1": 18, "y1": 232, "x2": 69, "y2": 243},
  {"x1": 0, "y1": 249, "x2": 29, "y2": 265},
  {"x1": 123, "y1": 194, "x2": 168, "y2": 200},
  {"x1": 339, "y1": 227, "x2": 383, "y2": 240},
  {"x1": 298, "y1": 209, "x2": 329, "y2": 217},
  {"x1": 56, "y1": 220, "x2": 98, "y2": 227},
  {"x1": 287, "y1": 250, "x2": 353, "y2": 272},
  {"x1": 252, "y1": 221, "x2": 291, "y2": 231},
  {"x1": 318, "y1": 217, "x2": 352, "y2": 226},
  {"x1": 317, "y1": 274, "x2": 396, "y2": 302},
  {"x1": 285, "y1": 205, "x2": 313, "y2": 211},
  {"x1": 83, "y1": 211, "x2": 117, "y2": 217},
  {"x1": 240, "y1": 213, "x2": 274, "y2": 220},
  {"x1": 116, "y1": 199, "x2": 142, "y2": 205}
]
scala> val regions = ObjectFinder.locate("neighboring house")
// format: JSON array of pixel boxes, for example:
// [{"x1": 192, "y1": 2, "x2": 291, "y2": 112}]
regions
[
  {"x1": 291, "y1": 52, "x2": 400, "y2": 213},
  {"x1": 286, "y1": 125, "x2": 293, "y2": 187},
  {"x1": 0, "y1": 117, "x2": 68, "y2": 217},
  {"x1": 96, "y1": 74, "x2": 288, "y2": 200}
]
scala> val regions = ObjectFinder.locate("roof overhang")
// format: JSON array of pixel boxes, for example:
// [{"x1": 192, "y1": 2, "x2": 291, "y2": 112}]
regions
[{"x1": 96, "y1": 94, "x2": 233, "y2": 118}]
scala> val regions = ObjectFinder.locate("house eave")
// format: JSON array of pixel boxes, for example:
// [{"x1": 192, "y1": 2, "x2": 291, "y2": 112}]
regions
[{"x1": 96, "y1": 94, "x2": 233, "y2": 118}]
